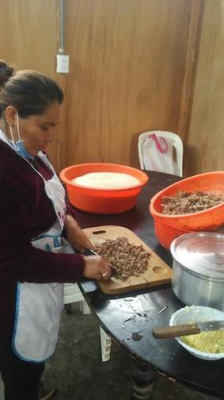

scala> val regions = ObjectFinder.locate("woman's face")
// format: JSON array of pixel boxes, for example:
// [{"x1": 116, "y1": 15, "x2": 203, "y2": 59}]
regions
[{"x1": 11, "y1": 101, "x2": 61, "y2": 156}]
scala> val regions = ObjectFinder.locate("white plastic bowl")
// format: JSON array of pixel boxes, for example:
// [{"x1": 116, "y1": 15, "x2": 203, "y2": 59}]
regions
[{"x1": 170, "y1": 306, "x2": 224, "y2": 360}]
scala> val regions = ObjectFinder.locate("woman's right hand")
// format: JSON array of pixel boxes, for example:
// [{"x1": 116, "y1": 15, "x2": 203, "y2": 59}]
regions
[{"x1": 83, "y1": 256, "x2": 112, "y2": 281}]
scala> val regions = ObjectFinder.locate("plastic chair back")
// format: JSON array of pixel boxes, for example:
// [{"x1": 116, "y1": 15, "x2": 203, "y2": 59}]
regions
[{"x1": 138, "y1": 130, "x2": 183, "y2": 177}]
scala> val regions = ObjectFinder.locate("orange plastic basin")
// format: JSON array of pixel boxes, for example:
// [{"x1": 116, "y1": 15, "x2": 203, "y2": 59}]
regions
[
  {"x1": 60, "y1": 163, "x2": 149, "y2": 214},
  {"x1": 152, "y1": 216, "x2": 190, "y2": 250},
  {"x1": 150, "y1": 171, "x2": 224, "y2": 249}
]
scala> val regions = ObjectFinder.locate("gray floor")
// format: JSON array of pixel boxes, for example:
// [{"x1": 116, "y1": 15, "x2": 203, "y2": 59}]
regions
[{"x1": 0, "y1": 304, "x2": 220, "y2": 400}]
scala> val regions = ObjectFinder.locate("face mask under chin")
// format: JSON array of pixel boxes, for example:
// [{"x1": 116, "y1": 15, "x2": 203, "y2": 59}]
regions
[{"x1": 9, "y1": 113, "x2": 34, "y2": 160}]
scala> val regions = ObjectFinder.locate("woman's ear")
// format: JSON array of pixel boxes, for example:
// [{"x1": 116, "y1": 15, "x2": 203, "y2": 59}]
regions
[{"x1": 4, "y1": 106, "x2": 18, "y2": 127}]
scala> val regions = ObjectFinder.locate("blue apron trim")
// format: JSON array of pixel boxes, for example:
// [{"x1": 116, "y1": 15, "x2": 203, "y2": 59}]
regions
[
  {"x1": 12, "y1": 283, "x2": 50, "y2": 363},
  {"x1": 32, "y1": 233, "x2": 62, "y2": 242},
  {"x1": 12, "y1": 283, "x2": 20, "y2": 357},
  {"x1": 32, "y1": 234, "x2": 62, "y2": 252},
  {"x1": 54, "y1": 237, "x2": 60, "y2": 248},
  {"x1": 12, "y1": 283, "x2": 51, "y2": 364},
  {"x1": 12, "y1": 232, "x2": 63, "y2": 363},
  {"x1": 45, "y1": 243, "x2": 52, "y2": 251}
]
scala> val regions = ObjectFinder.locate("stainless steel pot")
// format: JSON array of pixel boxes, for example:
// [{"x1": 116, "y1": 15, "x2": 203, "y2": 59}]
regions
[{"x1": 170, "y1": 232, "x2": 224, "y2": 311}]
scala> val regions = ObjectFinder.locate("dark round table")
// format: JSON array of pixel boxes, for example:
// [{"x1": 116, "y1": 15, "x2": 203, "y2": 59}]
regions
[{"x1": 75, "y1": 171, "x2": 224, "y2": 400}]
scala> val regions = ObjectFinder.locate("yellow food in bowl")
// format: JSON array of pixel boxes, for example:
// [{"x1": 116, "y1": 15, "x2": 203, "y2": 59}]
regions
[{"x1": 181, "y1": 331, "x2": 224, "y2": 353}]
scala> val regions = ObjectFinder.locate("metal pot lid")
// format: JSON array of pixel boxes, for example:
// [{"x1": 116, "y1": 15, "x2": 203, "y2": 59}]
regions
[{"x1": 170, "y1": 232, "x2": 224, "y2": 280}]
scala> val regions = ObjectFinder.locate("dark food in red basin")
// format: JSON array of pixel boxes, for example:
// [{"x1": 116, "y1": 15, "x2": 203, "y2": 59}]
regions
[{"x1": 161, "y1": 191, "x2": 224, "y2": 215}]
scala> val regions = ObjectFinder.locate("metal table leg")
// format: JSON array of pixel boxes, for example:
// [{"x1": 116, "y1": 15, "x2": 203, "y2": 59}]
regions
[{"x1": 130, "y1": 361, "x2": 155, "y2": 399}]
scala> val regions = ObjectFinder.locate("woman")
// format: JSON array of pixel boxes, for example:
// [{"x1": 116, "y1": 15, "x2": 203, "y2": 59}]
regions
[{"x1": 0, "y1": 60, "x2": 111, "y2": 400}]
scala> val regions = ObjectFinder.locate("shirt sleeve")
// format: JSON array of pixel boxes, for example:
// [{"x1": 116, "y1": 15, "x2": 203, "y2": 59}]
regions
[{"x1": 0, "y1": 182, "x2": 85, "y2": 285}]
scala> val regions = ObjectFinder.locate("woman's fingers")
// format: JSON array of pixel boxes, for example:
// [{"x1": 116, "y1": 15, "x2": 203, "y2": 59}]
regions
[
  {"x1": 83, "y1": 256, "x2": 112, "y2": 280},
  {"x1": 100, "y1": 260, "x2": 111, "y2": 280}
]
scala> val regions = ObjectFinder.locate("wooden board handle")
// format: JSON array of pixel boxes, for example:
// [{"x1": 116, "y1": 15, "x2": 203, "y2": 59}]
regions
[{"x1": 152, "y1": 324, "x2": 200, "y2": 339}]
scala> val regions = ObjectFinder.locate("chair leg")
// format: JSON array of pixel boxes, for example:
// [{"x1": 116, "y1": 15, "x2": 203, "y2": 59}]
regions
[
  {"x1": 81, "y1": 300, "x2": 92, "y2": 314},
  {"x1": 100, "y1": 327, "x2": 112, "y2": 362}
]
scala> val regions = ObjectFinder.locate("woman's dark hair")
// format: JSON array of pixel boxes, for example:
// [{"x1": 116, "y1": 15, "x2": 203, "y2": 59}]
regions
[
  {"x1": 0, "y1": 60, "x2": 64, "y2": 118},
  {"x1": 0, "y1": 60, "x2": 14, "y2": 87}
]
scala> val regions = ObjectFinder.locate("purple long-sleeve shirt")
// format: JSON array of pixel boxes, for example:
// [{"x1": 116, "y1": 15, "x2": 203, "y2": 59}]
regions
[{"x1": 0, "y1": 139, "x2": 85, "y2": 337}]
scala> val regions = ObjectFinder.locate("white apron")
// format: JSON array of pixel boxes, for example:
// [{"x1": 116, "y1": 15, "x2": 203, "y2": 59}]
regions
[{"x1": 0, "y1": 130, "x2": 69, "y2": 362}]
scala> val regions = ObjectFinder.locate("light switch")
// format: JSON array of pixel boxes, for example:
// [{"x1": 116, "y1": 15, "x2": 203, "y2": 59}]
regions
[{"x1": 56, "y1": 54, "x2": 69, "y2": 73}]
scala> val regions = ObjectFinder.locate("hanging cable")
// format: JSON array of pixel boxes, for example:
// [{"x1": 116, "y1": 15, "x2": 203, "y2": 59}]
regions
[{"x1": 59, "y1": 0, "x2": 64, "y2": 54}]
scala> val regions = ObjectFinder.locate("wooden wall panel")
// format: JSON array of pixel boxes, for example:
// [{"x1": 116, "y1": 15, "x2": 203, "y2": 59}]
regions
[
  {"x1": 0, "y1": 0, "x2": 60, "y2": 170},
  {"x1": 186, "y1": 0, "x2": 224, "y2": 175},
  {"x1": 0, "y1": 0, "x2": 206, "y2": 174},
  {"x1": 62, "y1": 0, "x2": 201, "y2": 169}
]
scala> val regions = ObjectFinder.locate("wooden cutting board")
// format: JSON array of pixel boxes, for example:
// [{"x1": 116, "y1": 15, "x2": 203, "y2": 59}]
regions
[{"x1": 83, "y1": 225, "x2": 173, "y2": 294}]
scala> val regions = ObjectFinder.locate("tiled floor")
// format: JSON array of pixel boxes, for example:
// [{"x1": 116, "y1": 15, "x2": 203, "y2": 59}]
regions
[{"x1": 0, "y1": 305, "x2": 220, "y2": 400}]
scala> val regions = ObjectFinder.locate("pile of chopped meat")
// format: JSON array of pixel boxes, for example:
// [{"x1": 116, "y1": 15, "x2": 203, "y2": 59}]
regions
[
  {"x1": 95, "y1": 237, "x2": 150, "y2": 279},
  {"x1": 161, "y1": 191, "x2": 224, "y2": 215}
]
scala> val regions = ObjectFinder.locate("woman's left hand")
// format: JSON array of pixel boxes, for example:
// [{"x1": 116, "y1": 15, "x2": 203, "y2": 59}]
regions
[{"x1": 64, "y1": 214, "x2": 93, "y2": 253}]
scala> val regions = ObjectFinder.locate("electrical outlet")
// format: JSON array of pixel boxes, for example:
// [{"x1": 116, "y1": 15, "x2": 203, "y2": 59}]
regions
[{"x1": 56, "y1": 54, "x2": 69, "y2": 73}]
